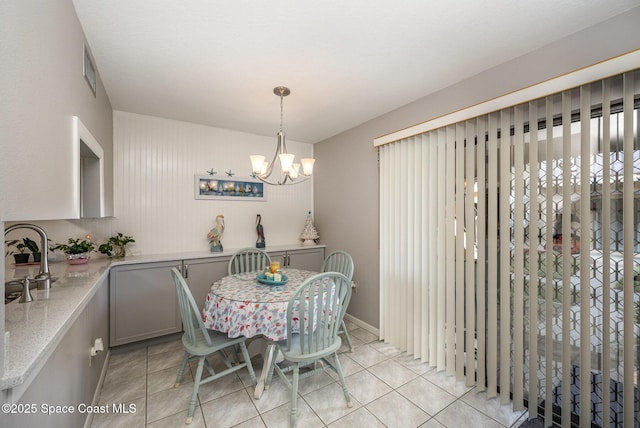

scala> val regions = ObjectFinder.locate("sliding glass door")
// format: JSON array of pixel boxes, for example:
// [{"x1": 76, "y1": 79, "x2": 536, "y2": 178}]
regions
[
  {"x1": 520, "y1": 81, "x2": 640, "y2": 426},
  {"x1": 379, "y1": 69, "x2": 640, "y2": 427}
]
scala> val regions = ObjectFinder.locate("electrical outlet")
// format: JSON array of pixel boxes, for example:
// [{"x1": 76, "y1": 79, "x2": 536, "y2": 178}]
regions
[{"x1": 351, "y1": 281, "x2": 357, "y2": 293}]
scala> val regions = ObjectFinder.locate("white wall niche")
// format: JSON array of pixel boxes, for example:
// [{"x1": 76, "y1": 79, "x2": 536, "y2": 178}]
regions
[{"x1": 73, "y1": 116, "x2": 106, "y2": 218}]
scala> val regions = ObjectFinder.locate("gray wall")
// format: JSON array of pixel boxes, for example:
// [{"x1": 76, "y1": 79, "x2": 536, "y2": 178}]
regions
[
  {"x1": 0, "y1": 0, "x2": 113, "y2": 221},
  {"x1": 314, "y1": 7, "x2": 640, "y2": 329},
  {"x1": 0, "y1": 0, "x2": 112, "y2": 379}
]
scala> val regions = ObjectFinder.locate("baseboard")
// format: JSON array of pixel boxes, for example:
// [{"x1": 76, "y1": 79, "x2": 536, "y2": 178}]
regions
[
  {"x1": 343, "y1": 313, "x2": 379, "y2": 337},
  {"x1": 83, "y1": 349, "x2": 111, "y2": 428}
]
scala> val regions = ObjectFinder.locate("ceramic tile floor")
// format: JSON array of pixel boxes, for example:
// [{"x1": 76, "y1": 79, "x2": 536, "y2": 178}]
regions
[{"x1": 91, "y1": 322, "x2": 531, "y2": 428}]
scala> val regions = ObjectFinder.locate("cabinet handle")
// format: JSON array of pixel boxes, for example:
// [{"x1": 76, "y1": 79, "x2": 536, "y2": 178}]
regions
[{"x1": 176, "y1": 264, "x2": 187, "y2": 278}]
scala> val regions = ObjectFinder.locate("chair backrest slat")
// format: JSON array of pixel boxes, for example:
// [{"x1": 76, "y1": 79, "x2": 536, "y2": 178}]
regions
[
  {"x1": 228, "y1": 248, "x2": 272, "y2": 275},
  {"x1": 320, "y1": 250, "x2": 354, "y2": 282},
  {"x1": 286, "y1": 272, "x2": 351, "y2": 357},
  {"x1": 171, "y1": 268, "x2": 212, "y2": 347}
]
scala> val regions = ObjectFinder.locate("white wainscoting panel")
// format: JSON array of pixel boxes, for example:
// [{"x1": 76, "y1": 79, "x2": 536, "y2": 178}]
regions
[{"x1": 110, "y1": 111, "x2": 314, "y2": 255}]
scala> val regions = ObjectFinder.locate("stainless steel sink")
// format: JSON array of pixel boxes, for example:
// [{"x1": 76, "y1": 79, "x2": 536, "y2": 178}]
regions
[{"x1": 5, "y1": 277, "x2": 57, "y2": 304}]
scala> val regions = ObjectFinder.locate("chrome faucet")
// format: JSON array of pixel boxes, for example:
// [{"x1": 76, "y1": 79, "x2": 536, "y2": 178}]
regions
[{"x1": 5, "y1": 223, "x2": 51, "y2": 290}]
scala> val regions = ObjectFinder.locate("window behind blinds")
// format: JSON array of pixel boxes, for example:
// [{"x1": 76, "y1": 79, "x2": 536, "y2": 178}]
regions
[{"x1": 379, "y1": 68, "x2": 640, "y2": 427}]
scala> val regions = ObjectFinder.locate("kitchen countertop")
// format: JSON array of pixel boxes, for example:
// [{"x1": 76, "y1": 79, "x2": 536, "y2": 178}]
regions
[
  {"x1": 2, "y1": 259, "x2": 111, "y2": 391},
  {"x1": 1, "y1": 244, "x2": 324, "y2": 392}
]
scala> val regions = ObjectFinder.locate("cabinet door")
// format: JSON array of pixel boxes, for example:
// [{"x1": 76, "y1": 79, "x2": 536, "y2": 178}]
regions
[
  {"x1": 183, "y1": 257, "x2": 229, "y2": 310},
  {"x1": 110, "y1": 261, "x2": 182, "y2": 346},
  {"x1": 2, "y1": 277, "x2": 109, "y2": 428},
  {"x1": 286, "y1": 248, "x2": 325, "y2": 272}
]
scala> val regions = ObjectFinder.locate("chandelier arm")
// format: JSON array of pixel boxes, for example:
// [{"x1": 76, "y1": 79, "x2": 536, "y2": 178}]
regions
[
  {"x1": 254, "y1": 174, "x2": 311, "y2": 186},
  {"x1": 260, "y1": 131, "x2": 286, "y2": 179},
  {"x1": 261, "y1": 147, "x2": 279, "y2": 179}
]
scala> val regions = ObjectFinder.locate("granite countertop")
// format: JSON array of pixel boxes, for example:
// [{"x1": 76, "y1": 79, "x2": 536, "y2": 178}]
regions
[
  {"x1": 2, "y1": 259, "x2": 111, "y2": 390},
  {"x1": 1, "y1": 244, "x2": 325, "y2": 391}
]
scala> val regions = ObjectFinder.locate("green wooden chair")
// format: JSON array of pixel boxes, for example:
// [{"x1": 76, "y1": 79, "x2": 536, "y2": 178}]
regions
[
  {"x1": 265, "y1": 272, "x2": 353, "y2": 427},
  {"x1": 228, "y1": 247, "x2": 272, "y2": 275},
  {"x1": 320, "y1": 250, "x2": 355, "y2": 352},
  {"x1": 171, "y1": 268, "x2": 256, "y2": 424}
]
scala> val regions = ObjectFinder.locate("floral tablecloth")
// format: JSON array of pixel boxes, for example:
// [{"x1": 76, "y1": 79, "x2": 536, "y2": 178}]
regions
[{"x1": 201, "y1": 269, "x2": 316, "y2": 341}]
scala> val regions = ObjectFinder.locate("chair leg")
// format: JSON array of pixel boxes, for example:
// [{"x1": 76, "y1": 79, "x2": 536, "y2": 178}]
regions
[
  {"x1": 174, "y1": 351, "x2": 190, "y2": 388},
  {"x1": 187, "y1": 357, "x2": 205, "y2": 425},
  {"x1": 264, "y1": 347, "x2": 278, "y2": 388},
  {"x1": 217, "y1": 349, "x2": 234, "y2": 369},
  {"x1": 290, "y1": 364, "x2": 300, "y2": 428},
  {"x1": 332, "y1": 353, "x2": 353, "y2": 408},
  {"x1": 340, "y1": 320, "x2": 354, "y2": 352},
  {"x1": 239, "y1": 341, "x2": 257, "y2": 386},
  {"x1": 203, "y1": 358, "x2": 216, "y2": 377},
  {"x1": 229, "y1": 344, "x2": 241, "y2": 365}
]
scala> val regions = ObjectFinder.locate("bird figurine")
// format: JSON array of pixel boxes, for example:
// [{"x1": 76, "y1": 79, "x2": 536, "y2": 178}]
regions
[
  {"x1": 207, "y1": 214, "x2": 225, "y2": 252},
  {"x1": 256, "y1": 214, "x2": 265, "y2": 248}
]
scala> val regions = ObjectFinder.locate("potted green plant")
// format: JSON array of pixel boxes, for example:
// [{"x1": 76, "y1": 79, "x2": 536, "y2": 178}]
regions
[
  {"x1": 50, "y1": 238, "x2": 96, "y2": 264},
  {"x1": 22, "y1": 237, "x2": 41, "y2": 263},
  {"x1": 98, "y1": 232, "x2": 135, "y2": 258},
  {"x1": 5, "y1": 239, "x2": 30, "y2": 264}
]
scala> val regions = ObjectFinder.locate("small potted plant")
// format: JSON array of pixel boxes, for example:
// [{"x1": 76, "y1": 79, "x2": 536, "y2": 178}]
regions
[
  {"x1": 98, "y1": 232, "x2": 135, "y2": 258},
  {"x1": 22, "y1": 237, "x2": 41, "y2": 263},
  {"x1": 5, "y1": 239, "x2": 30, "y2": 264},
  {"x1": 50, "y1": 238, "x2": 96, "y2": 264}
]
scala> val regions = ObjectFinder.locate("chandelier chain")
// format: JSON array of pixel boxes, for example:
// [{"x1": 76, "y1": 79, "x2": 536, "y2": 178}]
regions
[{"x1": 280, "y1": 92, "x2": 284, "y2": 133}]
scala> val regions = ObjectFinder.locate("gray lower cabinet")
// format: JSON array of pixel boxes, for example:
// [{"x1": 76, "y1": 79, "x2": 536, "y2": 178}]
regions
[
  {"x1": 182, "y1": 257, "x2": 229, "y2": 310},
  {"x1": 269, "y1": 247, "x2": 325, "y2": 272},
  {"x1": 1, "y1": 277, "x2": 109, "y2": 428},
  {"x1": 109, "y1": 257, "x2": 231, "y2": 346},
  {"x1": 109, "y1": 248, "x2": 323, "y2": 347},
  {"x1": 109, "y1": 260, "x2": 183, "y2": 346}
]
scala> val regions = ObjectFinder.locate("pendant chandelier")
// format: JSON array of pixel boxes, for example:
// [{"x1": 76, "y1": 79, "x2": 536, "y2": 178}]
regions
[{"x1": 250, "y1": 86, "x2": 315, "y2": 185}]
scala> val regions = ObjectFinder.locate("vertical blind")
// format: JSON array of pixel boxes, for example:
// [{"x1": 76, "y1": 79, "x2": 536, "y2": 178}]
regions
[{"x1": 379, "y1": 69, "x2": 640, "y2": 427}]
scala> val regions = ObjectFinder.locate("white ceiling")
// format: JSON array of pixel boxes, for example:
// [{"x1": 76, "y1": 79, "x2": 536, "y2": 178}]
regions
[{"x1": 72, "y1": 0, "x2": 638, "y2": 144}]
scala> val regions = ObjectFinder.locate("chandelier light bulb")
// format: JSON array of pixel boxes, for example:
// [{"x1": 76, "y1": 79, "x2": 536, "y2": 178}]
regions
[
  {"x1": 250, "y1": 155, "x2": 266, "y2": 174},
  {"x1": 289, "y1": 163, "x2": 300, "y2": 179},
  {"x1": 279, "y1": 153, "x2": 295, "y2": 173},
  {"x1": 301, "y1": 158, "x2": 315, "y2": 176}
]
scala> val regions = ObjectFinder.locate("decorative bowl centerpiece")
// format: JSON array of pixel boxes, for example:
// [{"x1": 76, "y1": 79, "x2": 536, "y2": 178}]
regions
[{"x1": 256, "y1": 273, "x2": 288, "y2": 286}]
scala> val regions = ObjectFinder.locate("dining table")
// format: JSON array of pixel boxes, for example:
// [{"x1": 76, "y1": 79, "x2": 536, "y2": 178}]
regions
[{"x1": 201, "y1": 268, "x2": 317, "y2": 398}]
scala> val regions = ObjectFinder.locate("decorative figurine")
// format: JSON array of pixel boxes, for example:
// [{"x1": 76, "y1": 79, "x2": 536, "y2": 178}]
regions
[
  {"x1": 256, "y1": 214, "x2": 266, "y2": 248},
  {"x1": 207, "y1": 214, "x2": 225, "y2": 252},
  {"x1": 300, "y1": 211, "x2": 319, "y2": 245}
]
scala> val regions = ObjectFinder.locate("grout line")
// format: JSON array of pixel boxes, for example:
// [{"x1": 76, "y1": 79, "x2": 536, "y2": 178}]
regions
[
  {"x1": 144, "y1": 346, "x2": 148, "y2": 427},
  {"x1": 97, "y1": 334, "x2": 525, "y2": 428}
]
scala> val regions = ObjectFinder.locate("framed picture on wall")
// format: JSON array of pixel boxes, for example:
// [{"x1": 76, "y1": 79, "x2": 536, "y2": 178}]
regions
[
  {"x1": 83, "y1": 45, "x2": 97, "y2": 96},
  {"x1": 194, "y1": 175, "x2": 266, "y2": 201}
]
